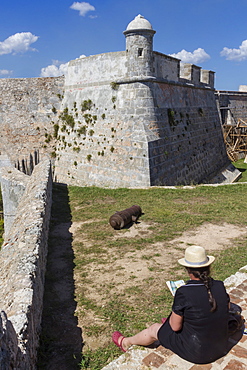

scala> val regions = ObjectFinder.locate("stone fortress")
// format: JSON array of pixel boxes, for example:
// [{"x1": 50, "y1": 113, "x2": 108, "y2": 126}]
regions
[
  {"x1": 0, "y1": 14, "x2": 246, "y2": 369},
  {"x1": 0, "y1": 14, "x2": 239, "y2": 187}
]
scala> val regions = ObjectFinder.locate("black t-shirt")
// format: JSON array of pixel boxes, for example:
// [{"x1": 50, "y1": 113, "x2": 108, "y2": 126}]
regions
[{"x1": 158, "y1": 279, "x2": 230, "y2": 364}]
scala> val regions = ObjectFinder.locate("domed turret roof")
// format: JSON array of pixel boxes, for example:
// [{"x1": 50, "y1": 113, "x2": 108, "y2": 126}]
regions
[{"x1": 126, "y1": 14, "x2": 153, "y2": 31}]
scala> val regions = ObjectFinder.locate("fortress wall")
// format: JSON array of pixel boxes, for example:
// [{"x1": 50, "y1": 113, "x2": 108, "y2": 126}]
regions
[
  {"x1": 147, "y1": 83, "x2": 229, "y2": 185},
  {"x1": 0, "y1": 167, "x2": 29, "y2": 235},
  {"x1": 54, "y1": 80, "x2": 152, "y2": 187},
  {"x1": 54, "y1": 71, "x2": 229, "y2": 187},
  {"x1": 153, "y1": 52, "x2": 180, "y2": 81},
  {"x1": 68, "y1": 51, "x2": 127, "y2": 85},
  {"x1": 0, "y1": 76, "x2": 64, "y2": 165},
  {"x1": 216, "y1": 91, "x2": 247, "y2": 124},
  {"x1": 0, "y1": 159, "x2": 52, "y2": 369}
]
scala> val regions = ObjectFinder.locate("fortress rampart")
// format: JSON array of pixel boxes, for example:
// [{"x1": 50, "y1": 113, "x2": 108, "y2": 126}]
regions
[
  {"x1": 53, "y1": 15, "x2": 229, "y2": 187},
  {"x1": 0, "y1": 159, "x2": 52, "y2": 369},
  {"x1": 0, "y1": 76, "x2": 64, "y2": 174},
  {"x1": 0, "y1": 15, "x2": 232, "y2": 187}
]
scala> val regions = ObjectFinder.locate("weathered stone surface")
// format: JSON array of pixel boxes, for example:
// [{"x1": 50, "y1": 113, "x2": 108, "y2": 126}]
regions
[
  {"x1": 230, "y1": 344, "x2": 247, "y2": 358},
  {"x1": 223, "y1": 359, "x2": 246, "y2": 369},
  {"x1": 190, "y1": 364, "x2": 212, "y2": 369},
  {"x1": 0, "y1": 76, "x2": 64, "y2": 172},
  {"x1": 0, "y1": 166, "x2": 29, "y2": 236},
  {"x1": 0, "y1": 311, "x2": 18, "y2": 370},
  {"x1": 142, "y1": 352, "x2": 165, "y2": 367},
  {"x1": 0, "y1": 159, "x2": 52, "y2": 369}
]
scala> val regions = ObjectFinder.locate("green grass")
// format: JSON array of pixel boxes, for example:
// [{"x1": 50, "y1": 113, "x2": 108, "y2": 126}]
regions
[
  {"x1": 232, "y1": 158, "x2": 247, "y2": 182},
  {"x1": 67, "y1": 183, "x2": 247, "y2": 369}
]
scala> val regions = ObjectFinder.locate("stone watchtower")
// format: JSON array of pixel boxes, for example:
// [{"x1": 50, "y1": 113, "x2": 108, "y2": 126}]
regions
[{"x1": 123, "y1": 14, "x2": 156, "y2": 78}]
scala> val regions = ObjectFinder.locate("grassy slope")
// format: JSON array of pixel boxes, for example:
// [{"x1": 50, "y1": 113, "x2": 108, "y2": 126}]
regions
[
  {"x1": 67, "y1": 183, "x2": 247, "y2": 369},
  {"x1": 233, "y1": 158, "x2": 247, "y2": 182}
]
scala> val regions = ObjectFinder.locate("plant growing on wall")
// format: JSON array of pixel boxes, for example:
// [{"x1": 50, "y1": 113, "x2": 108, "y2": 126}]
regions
[
  {"x1": 59, "y1": 108, "x2": 75, "y2": 129},
  {"x1": 81, "y1": 99, "x2": 93, "y2": 112},
  {"x1": 53, "y1": 124, "x2": 59, "y2": 139},
  {"x1": 83, "y1": 114, "x2": 93, "y2": 125},
  {"x1": 77, "y1": 126, "x2": 87, "y2": 136},
  {"x1": 44, "y1": 133, "x2": 52, "y2": 143},
  {"x1": 110, "y1": 82, "x2": 118, "y2": 90},
  {"x1": 51, "y1": 151, "x2": 56, "y2": 158},
  {"x1": 167, "y1": 108, "x2": 176, "y2": 126}
]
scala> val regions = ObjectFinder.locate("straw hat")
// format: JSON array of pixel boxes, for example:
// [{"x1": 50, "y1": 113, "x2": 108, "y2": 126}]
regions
[{"x1": 178, "y1": 245, "x2": 215, "y2": 268}]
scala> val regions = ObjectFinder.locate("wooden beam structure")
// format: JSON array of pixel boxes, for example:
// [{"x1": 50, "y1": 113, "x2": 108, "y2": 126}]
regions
[{"x1": 222, "y1": 116, "x2": 247, "y2": 161}]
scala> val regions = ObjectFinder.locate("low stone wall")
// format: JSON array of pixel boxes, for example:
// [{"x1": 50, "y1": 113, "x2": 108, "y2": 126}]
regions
[
  {"x1": 0, "y1": 167, "x2": 29, "y2": 236},
  {"x1": 0, "y1": 159, "x2": 52, "y2": 369}
]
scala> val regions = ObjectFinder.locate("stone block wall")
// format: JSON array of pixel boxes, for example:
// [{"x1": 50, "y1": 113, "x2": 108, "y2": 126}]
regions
[
  {"x1": 153, "y1": 52, "x2": 180, "y2": 82},
  {"x1": 0, "y1": 159, "x2": 52, "y2": 369},
  {"x1": 216, "y1": 90, "x2": 247, "y2": 124},
  {"x1": 0, "y1": 167, "x2": 29, "y2": 236},
  {"x1": 54, "y1": 65, "x2": 229, "y2": 187},
  {"x1": 0, "y1": 76, "x2": 64, "y2": 168},
  {"x1": 68, "y1": 52, "x2": 127, "y2": 86},
  {"x1": 149, "y1": 82, "x2": 229, "y2": 185}
]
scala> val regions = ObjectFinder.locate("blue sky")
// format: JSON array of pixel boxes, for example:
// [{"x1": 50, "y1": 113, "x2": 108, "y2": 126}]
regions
[{"x1": 1, "y1": 0, "x2": 247, "y2": 91}]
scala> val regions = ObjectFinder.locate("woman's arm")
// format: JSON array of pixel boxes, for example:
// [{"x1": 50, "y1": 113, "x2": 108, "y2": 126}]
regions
[{"x1": 169, "y1": 311, "x2": 183, "y2": 331}]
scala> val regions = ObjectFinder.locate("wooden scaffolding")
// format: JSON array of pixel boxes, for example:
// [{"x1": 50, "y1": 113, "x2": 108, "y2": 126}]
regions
[{"x1": 221, "y1": 109, "x2": 247, "y2": 161}]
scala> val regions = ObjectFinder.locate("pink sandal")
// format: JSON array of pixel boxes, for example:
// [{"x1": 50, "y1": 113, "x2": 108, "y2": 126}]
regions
[
  {"x1": 112, "y1": 331, "x2": 126, "y2": 352},
  {"x1": 161, "y1": 317, "x2": 167, "y2": 324}
]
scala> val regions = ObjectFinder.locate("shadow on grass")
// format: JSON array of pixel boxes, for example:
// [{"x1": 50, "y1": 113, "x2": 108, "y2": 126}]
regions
[{"x1": 37, "y1": 183, "x2": 83, "y2": 370}]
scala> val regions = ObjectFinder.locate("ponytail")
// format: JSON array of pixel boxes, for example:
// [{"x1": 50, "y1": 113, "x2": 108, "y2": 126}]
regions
[{"x1": 186, "y1": 266, "x2": 217, "y2": 312}]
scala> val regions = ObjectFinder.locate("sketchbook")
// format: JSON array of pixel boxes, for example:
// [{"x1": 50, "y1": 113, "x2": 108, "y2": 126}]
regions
[{"x1": 166, "y1": 280, "x2": 185, "y2": 296}]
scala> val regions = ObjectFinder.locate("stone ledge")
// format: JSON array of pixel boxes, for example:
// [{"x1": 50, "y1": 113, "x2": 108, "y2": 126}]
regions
[{"x1": 0, "y1": 159, "x2": 53, "y2": 369}]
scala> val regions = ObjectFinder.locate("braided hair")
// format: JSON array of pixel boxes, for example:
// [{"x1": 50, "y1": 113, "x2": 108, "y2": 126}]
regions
[{"x1": 186, "y1": 266, "x2": 217, "y2": 312}]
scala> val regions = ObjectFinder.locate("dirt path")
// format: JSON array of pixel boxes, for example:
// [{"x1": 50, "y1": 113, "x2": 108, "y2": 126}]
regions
[{"x1": 37, "y1": 184, "x2": 83, "y2": 370}]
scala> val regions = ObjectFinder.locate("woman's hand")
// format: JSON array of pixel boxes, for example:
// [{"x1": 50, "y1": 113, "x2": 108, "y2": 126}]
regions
[{"x1": 169, "y1": 312, "x2": 183, "y2": 331}]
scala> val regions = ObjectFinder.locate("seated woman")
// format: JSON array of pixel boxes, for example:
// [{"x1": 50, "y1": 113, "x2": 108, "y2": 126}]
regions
[{"x1": 112, "y1": 245, "x2": 244, "y2": 364}]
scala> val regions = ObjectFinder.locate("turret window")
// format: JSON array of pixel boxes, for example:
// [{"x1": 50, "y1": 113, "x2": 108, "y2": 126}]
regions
[{"x1": 138, "y1": 48, "x2": 143, "y2": 57}]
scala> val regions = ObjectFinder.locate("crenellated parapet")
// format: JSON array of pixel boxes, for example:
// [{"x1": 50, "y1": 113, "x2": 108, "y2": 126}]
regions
[
  {"x1": 0, "y1": 14, "x2": 229, "y2": 188},
  {"x1": 179, "y1": 63, "x2": 214, "y2": 88}
]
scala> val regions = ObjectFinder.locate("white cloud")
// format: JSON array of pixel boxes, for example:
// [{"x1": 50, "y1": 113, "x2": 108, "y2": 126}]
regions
[
  {"x1": 169, "y1": 48, "x2": 210, "y2": 64},
  {"x1": 40, "y1": 55, "x2": 87, "y2": 77},
  {"x1": 0, "y1": 32, "x2": 38, "y2": 55},
  {"x1": 70, "y1": 2, "x2": 95, "y2": 16},
  {"x1": 40, "y1": 61, "x2": 69, "y2": 77},
  {"x1": 220, "y1": 40, "x2": 247, "y2": 61},
  {"x1": 40, "y1": 55, "x2": 86, "y2": 77},
  {"x1": 0, "y1": 69, "x2": 13, "y2": 76}
]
